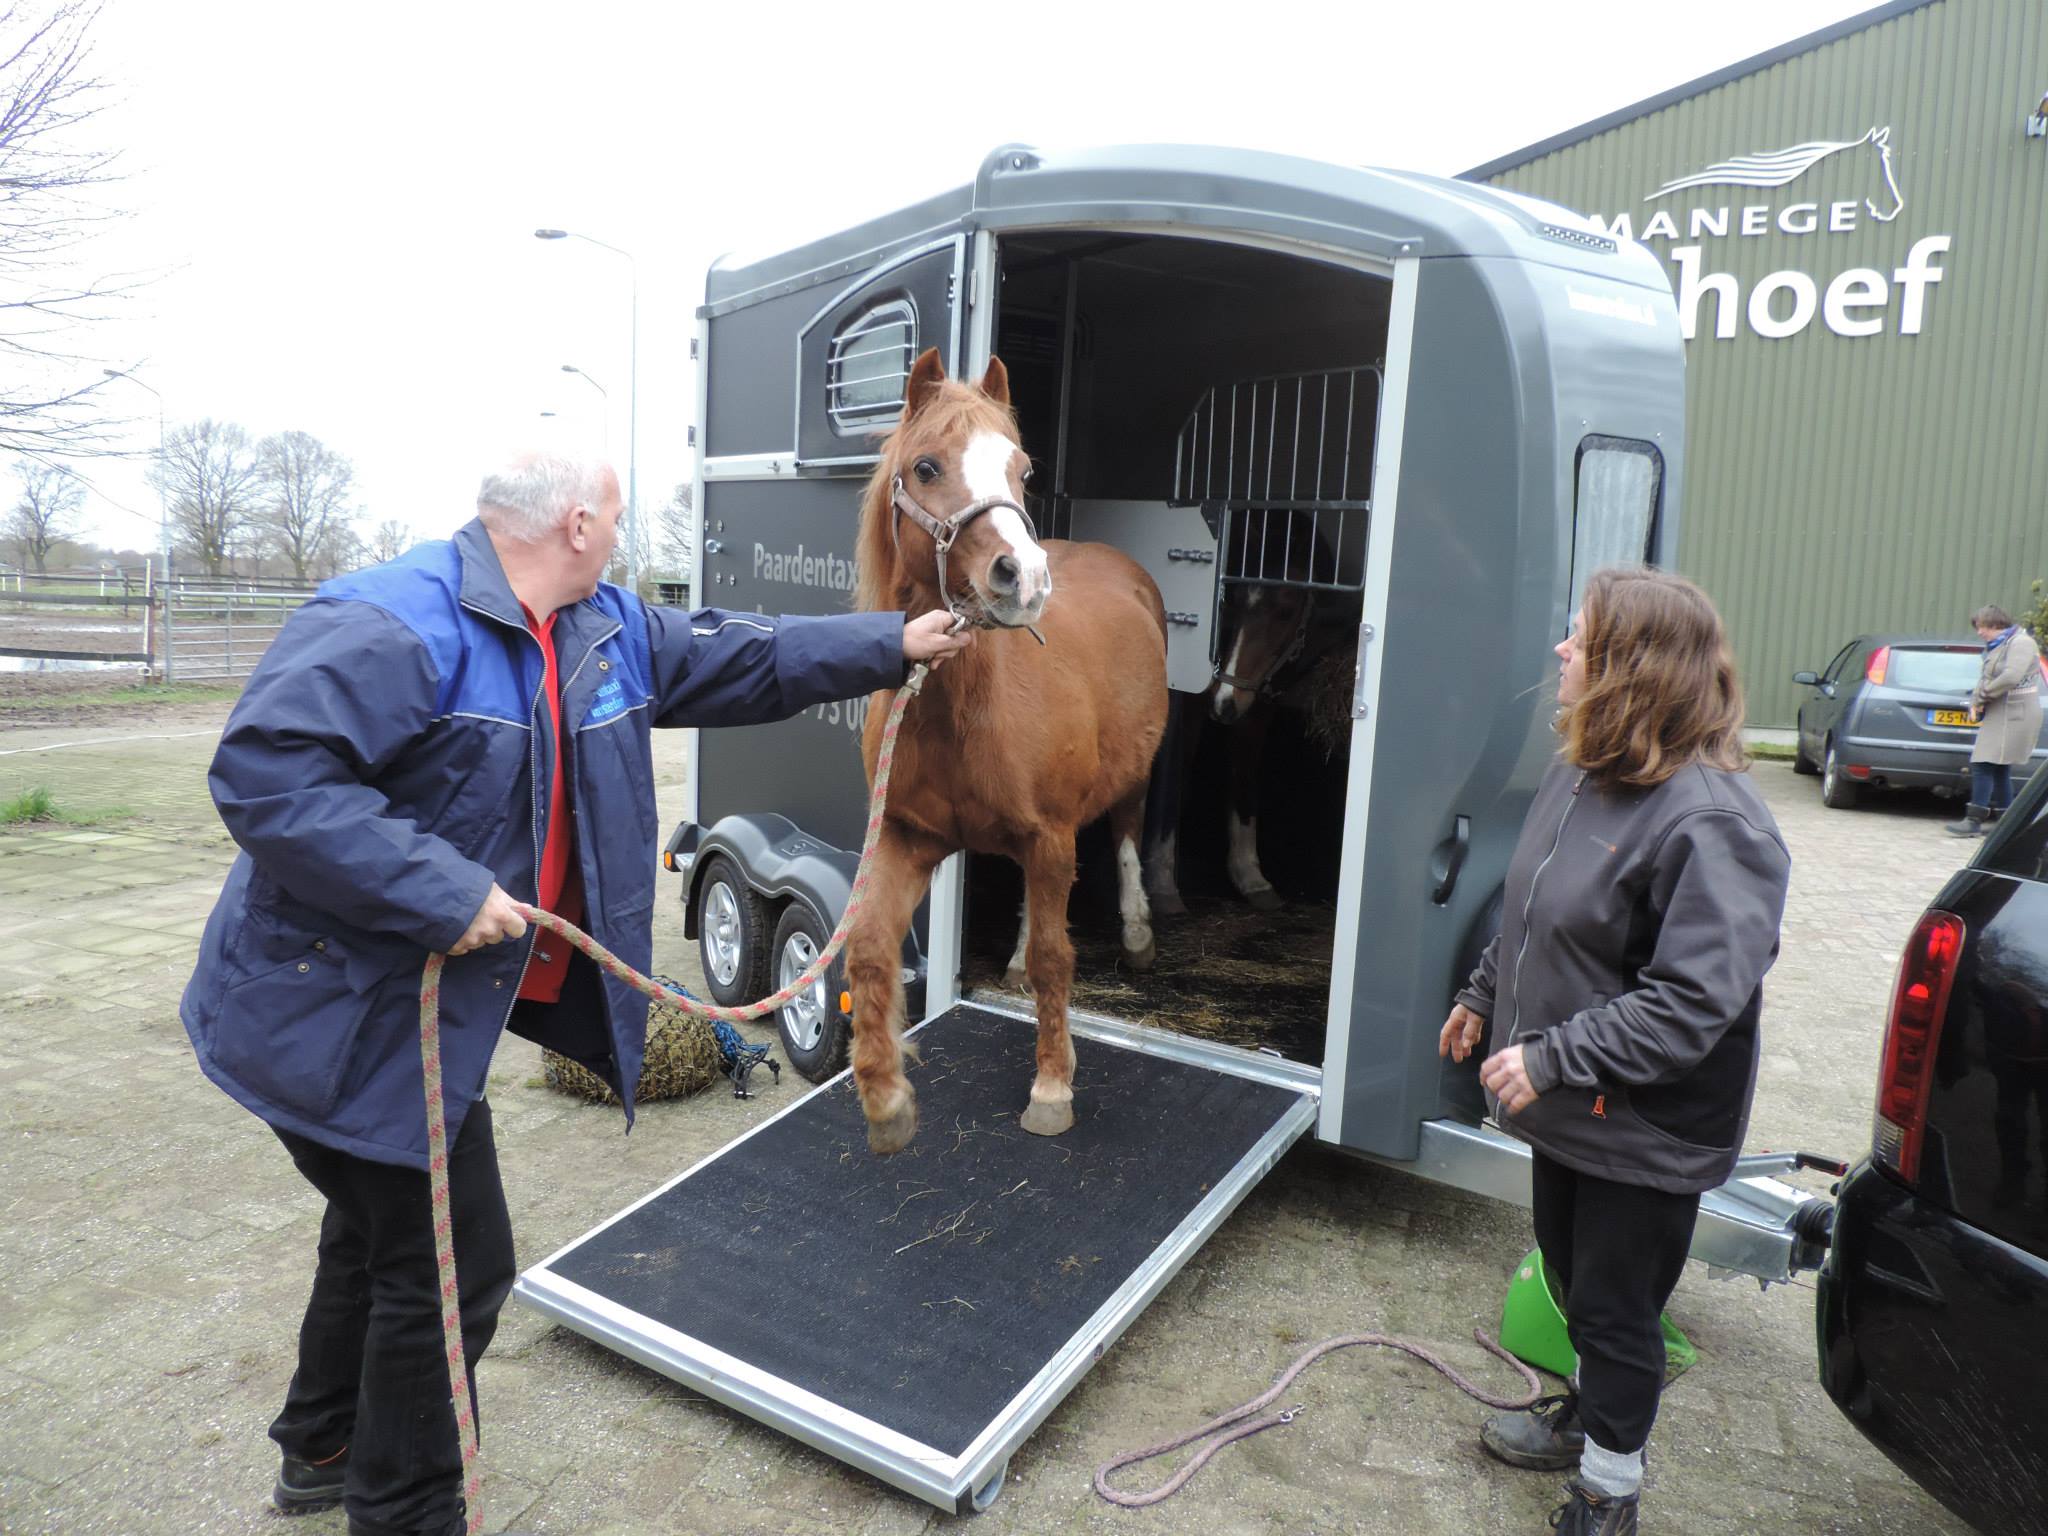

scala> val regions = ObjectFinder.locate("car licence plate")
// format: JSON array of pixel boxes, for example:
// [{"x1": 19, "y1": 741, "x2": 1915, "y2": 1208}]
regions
[{"x1": 1928, "y1": 708, "x2": 1976, "y2": 728}]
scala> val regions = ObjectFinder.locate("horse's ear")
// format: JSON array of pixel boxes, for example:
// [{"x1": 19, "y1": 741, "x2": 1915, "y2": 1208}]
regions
[
  {"x1": 980, "y1": 356, "x2": 1011, "y2": 409},
  {"x1": 904, "y1": 348, "x2": 947, "y2": 420}
]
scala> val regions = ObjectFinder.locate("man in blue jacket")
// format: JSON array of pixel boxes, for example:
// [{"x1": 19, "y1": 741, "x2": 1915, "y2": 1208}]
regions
[{"x1": 182, "y1": 454, "x2": 967, "y2": 1536}]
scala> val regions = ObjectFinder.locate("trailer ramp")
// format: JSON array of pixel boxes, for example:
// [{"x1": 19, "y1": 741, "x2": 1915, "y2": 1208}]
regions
[{"x1": 514, "y1": 1001, "x2": 1319, "y2": 1513}]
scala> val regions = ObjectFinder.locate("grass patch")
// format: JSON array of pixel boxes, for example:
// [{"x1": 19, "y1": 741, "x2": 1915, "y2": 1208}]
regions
[
  {"x1": 0, "y1": 682, "x2": 242, "y2": 714},
  {"x1": 2, "y1": 785, "x2": 132, "y2": 826},
  {"x1": 1748, "y1": 741, "x2": 1798, "y2": 762}
]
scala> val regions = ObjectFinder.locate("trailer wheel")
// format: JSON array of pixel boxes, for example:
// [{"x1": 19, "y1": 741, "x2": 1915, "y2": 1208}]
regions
[
  {"x1": 1821, "y1": 739, "x2": 1859, "y2": 810},
  {"x1": 771, "y1": 899, "x2": 850, "y2": 1083},
  {"x1": 961, "y1": 1459, "x2": 1006, "y2": 1513},
  {"x1": 697, "y1": 855, "x2": 770, "y2": 1007}
]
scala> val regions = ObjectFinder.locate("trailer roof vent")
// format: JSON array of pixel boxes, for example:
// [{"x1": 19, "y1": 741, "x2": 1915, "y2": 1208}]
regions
[
  {"x1": 1539, "y1": 222, "x2": 1618, "y2": 253},
  {"x1": 827, "y1": 298, "x2": 916, "y2": 434}
]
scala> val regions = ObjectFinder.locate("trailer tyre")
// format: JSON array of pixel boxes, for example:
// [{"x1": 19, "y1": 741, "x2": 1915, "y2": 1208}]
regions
[
  {"x1": 697, "y1": 855, "x2": 770, "y2": 1007},
  {"x1": 771, "y1": 899, "x2": 851, "y2": 1083}
]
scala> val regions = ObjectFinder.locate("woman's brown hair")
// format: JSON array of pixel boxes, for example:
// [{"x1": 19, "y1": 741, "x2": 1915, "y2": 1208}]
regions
[{"x1": 1560, "y1": 566, "x2": 1749, "y2": 787}]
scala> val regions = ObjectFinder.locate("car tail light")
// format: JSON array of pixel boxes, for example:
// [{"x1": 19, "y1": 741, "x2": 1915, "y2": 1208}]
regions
[
  {"x1": 1864, "y1": 645, "x2": 1890, "y2": 685},
  {"x1": 1873, "y1": 911, "x2": 1965, "y2": 1184}
]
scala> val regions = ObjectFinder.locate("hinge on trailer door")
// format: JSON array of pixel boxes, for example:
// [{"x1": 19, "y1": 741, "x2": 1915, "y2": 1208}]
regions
[
  {"x1": 1351, "y1": 622, "x2": 1376, "y2": 719},
  {"x1": 689, "y1": 337, "x2": 699, "y2": 360}
]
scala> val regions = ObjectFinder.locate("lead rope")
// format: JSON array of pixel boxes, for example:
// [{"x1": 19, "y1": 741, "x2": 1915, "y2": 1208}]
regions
[
  {"x1": 417, "y1": 659, "x2": 934, "y2": 1534},
  {"x1": 1094, "y1": 1329, "x2": 1544, "y2": 1509}
]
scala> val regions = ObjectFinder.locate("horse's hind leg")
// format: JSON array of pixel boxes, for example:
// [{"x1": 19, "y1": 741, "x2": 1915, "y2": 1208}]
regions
[
  {"x1": 1019, "y1": 832, "x2": 1079, "y2": 1137},
  {"x1": 845, "y1": 825, "x2": 943, "y2": 1155},
  {"x1": 1003, "y1": 898, "x2": 1030, "y2": 992},
  {"x1": 1109, "y1": 785, "x2": 1156, "y2": 972}
]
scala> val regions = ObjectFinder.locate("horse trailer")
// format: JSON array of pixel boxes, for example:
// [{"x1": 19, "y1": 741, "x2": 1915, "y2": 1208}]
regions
[{"x1": 515, "y1": 143, "x2": 1832, "y2": 1513}]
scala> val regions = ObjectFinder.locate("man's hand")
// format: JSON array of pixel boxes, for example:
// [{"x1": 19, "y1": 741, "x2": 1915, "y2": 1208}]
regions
[
  {"x1": 1479, "y1": 1043, "x2": 1540, "y2": 1115},
  {"x1": 903, "y1": 610, "x2": 975, "y2": 671},
  {"x1": 448, "y1": 883, "x2": 529, "y2": 956},
  {"x1": 1438, "y1": 1003, "x2": 1487, "y2": 1062}
]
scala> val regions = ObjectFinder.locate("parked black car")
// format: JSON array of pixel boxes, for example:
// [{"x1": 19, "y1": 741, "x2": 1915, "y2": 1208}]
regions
[
  {"x1": 1792, "y1": 633, "x2": 2048, "y2": 809},
  {"x1": 1817, "y1": 764, "x2": 2048, "y2": 1536}
]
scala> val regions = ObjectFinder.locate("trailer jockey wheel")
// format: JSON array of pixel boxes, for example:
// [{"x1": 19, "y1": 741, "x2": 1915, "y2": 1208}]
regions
[
  {"x1": 697, "y1": 855, "x2": 770, "y2": 1007},
  {"x1": 771, "y1": 899, "x2": 851, "y2": 1083}
]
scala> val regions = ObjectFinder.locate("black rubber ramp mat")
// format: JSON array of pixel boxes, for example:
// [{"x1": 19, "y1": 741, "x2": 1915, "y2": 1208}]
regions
[{"x1": 542, "y1": 1004, "x2": 1307, "y2": 1458}]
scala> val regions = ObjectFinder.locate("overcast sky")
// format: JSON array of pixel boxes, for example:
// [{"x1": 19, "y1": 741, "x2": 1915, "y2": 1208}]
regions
[{"x1": 49, "y1": 0, "x2": 1875, "y2": 558}]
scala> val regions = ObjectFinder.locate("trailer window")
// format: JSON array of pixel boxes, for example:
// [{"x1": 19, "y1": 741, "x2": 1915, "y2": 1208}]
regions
[
  {"x1": 1569, "y1": 436, "x2": 1663, "y2": 619},
  {"x1": 827, "y1": 300, "x2": 916, "y2": 435}
]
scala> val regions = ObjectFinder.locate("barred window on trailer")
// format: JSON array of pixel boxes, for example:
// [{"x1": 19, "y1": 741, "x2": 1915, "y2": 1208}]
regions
[
  {"x1": 1568, "y1": 436, "x2": 1664, "y2": 620},
  {"x1": 827, "y1": 299, "x2": 916, "y2": 436}
]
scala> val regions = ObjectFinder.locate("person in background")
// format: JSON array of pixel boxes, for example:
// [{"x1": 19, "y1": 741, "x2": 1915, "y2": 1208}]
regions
[
  {"x1": 180, "y1": 454, "x2": 970, "y2": 1536},
  {"x1": 1947, "y1": 604, "x2": 2043, "y2": 837},
  {"x1": 1439, "y1": 567, "x2": 1791, "y2": 1536}
]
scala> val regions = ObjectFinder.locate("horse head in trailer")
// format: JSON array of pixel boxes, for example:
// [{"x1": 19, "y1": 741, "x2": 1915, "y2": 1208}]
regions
[{"x1": 846, "y1": 347, "x2": 1171, "y2": 1154}]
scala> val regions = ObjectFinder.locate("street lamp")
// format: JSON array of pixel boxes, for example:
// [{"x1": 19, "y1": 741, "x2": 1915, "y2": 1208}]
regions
[
  {"x1": 534, "y1": 226, "x2": 639, "y2": 591},
  {"x1": 560, "y1": 364, "x2": 610, "y2": 450},
  {"x1": 102, "y1": 367, "x2": 170, "y2": 583}
]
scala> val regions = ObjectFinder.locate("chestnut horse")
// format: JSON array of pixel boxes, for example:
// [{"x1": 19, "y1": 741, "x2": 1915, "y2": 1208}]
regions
[{"x1": 846, "y1": 348, "x2": 1169, "y2": 1154}]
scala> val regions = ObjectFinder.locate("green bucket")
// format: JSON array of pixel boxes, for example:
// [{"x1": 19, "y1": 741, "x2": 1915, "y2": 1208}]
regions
[{"x1": 1498, "y1": 1248, "x2": 1698, "y2": 1384}]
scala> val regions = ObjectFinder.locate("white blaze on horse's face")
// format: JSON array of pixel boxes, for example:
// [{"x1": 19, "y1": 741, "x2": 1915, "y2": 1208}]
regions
[{"x1": 960, "y1": 429, "x2": 1051, "y2": 624}]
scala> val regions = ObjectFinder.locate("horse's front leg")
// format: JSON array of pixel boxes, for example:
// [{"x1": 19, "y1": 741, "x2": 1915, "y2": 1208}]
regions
[
  {"x1": 845, "y1": 824, "x2": 943, "y2": 1155},
  {"x1": 1018, "y1": 832, "x2": 1079, "y2": 1137},
  {"x1": 1226, "y1": 702, "x2": 1282, "y2": 911}
]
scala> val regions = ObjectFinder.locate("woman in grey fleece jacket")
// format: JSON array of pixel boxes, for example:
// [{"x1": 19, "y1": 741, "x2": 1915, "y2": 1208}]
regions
[{"x1": 1440, "y1": 568, "x2": 1790, "y2": 1536}]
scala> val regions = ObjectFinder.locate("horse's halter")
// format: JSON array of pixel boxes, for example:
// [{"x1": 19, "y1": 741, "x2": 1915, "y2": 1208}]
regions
[
  {"x1": 1215, "y1": 590, "x2": 1314, "y2": 697},
  {"x1": 891, "y1": 473, "x2": 1046, "y2": 641}
]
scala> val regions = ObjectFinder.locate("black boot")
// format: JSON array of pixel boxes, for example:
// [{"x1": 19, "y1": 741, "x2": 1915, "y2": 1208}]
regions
[
  {"x1": 273, "y1": 1446, "x2": 347, "y2": 1515},
  {"x1": 1945, "y1": 803, "x2": 1989, "y2": 837},
  {"x1": 1548, "y1": 1479, "x2": 1640, "y2": 1534},
  {"x1": 1483, "y1": 1393, "x2": 1585, "y2": 1470}
]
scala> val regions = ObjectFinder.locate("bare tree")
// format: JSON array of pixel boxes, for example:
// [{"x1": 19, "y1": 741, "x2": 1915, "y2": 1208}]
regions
[
  {"x1": 148, "y1": 418, "x2": 261, "y2": 577},
  {"x1": 366, "y1": 518, "x2": 413, "y2": 564},
  {"x1": 316, "y1": 521, "x2": 364, "y2": 581},
  {"x1": 1, "y1": 3, "x2": 135, "y2": 458},
  {"x1": 6, "y1": 457, "x2": 83, "y2": 571},
  {"x1": 256, "y1": 430, "x2": 355, "y2": 581},
  {"x1": 653, "y1": 479, "x2": 692, "y2": 581}
]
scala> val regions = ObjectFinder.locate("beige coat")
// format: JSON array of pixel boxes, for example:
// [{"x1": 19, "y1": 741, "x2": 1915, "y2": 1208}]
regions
[{"x1": 1972, "y1": 627, "x2": 2045, "y2": 766}]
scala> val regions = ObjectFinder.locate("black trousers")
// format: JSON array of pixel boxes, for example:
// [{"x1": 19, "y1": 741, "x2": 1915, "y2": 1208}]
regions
[
  {"x1": 1529, "y1": 1151, "x2": 1701, "y2": 1455},
  {"x1": 270, "y1": 1099, "x2": 517, "y2": 1536}
]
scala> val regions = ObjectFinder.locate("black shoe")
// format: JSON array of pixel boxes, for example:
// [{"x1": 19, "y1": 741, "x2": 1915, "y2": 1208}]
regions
[
  {"x1": 273, "y1": 1447, "x2": 348, "y2": 1515},
  {"x1": 1548, "y1": 1479, "x2": 1640, "y2": 1534},
  {"x1": 1482, "y1": 1393, "x2": 1585, "y2": 1471},
  {"x1": 1946, "y1": 804, "x2": 1989, "y2": 837}
]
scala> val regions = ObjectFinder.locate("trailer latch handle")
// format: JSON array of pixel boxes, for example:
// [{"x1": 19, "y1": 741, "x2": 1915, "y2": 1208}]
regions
[{"x1": 1430, "y1": 815, "x2": 1471, "y2": 904}]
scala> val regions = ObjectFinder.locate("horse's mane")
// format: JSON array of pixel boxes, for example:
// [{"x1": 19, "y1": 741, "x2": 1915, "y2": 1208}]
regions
[{"x1": 853, "y1": 380, "x2": 1019, "y2": 614}]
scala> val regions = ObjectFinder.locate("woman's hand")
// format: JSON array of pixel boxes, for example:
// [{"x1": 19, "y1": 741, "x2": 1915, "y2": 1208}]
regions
[
  {"x1": 903, "y1": 610, "x2": 974, "y2": 670},
  {"x1": 1438, "y1": 1003, "x2": 1487, "y2": 1063},
  {"x1": 1479, "y1": 1043, "x2": 1540, "y2": 1114}
]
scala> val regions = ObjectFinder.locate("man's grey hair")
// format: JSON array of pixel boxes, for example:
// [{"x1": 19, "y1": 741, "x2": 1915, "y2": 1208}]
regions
[{"x1": 476, "y1": 455, "x2": 612, "y2": 542}]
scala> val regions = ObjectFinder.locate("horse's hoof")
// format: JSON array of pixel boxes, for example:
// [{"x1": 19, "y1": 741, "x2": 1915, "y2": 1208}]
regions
[
  {"x1": 1019, "y1": 1098, "x2": 1075, "y2": 1137},
  {"x1": 1245, "y1": 887, "x2": 1285, "y2": 913},
  {"x1": 1151, "y1": 891, "x2": 1189, "y2": 919},
  {"x1": 1123, "y1": 937, "x2": 1157, "y2": 972},
  {"x1": 866, "y1": 1095, "x2": 918, "y2": 1155},
  {"x1": 1003, "y1": 966, "x2": 1031, "y2": 993}
]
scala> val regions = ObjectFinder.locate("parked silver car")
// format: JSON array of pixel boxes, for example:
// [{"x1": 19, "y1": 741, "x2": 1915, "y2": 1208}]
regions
[{"x1": 1792, "y1": 633, "x2": 2048, "y2": 809}]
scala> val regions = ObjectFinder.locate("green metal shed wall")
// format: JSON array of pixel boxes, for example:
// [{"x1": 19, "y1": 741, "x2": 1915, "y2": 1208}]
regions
[{"x1": 1484, "y1": 0, "x2": 2047, "y2": 727}]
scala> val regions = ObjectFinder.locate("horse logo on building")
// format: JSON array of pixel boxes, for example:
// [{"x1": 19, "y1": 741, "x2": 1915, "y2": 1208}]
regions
[{"x1": 1646, "y1": 127, "x2": 1904, "y2": 222}]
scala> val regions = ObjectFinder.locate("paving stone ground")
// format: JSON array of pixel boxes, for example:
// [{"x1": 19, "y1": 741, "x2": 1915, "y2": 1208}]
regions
[{"x1": 0, "y1": 703, "x2": 1981, "y2": 1536}]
